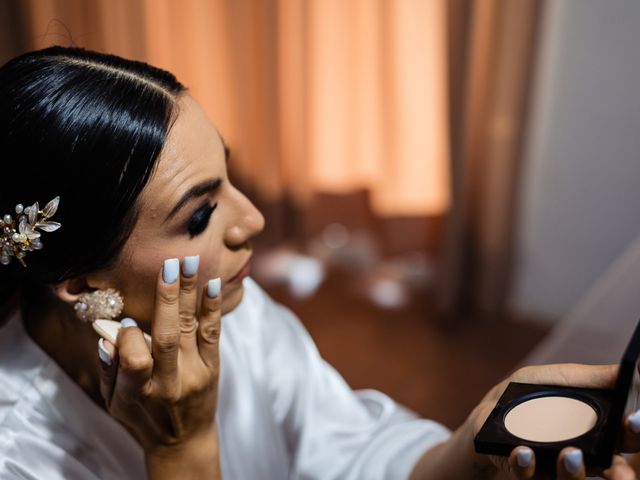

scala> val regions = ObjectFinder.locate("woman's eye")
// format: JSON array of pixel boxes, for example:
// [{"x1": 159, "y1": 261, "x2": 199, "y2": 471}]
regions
[{"x1": 187, "y1": 203, "x2": 217, "y2": 238}]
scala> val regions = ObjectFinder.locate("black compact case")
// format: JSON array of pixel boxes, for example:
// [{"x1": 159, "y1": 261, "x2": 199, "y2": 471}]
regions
[{"x1": 474, "y1": 317, "x2": 640, "y2": 470}]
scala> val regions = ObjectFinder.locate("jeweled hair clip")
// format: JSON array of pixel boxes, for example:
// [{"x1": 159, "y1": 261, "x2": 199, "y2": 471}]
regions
[{"x1": 0, "y1": 196, "x2": 61, "y2": 267}]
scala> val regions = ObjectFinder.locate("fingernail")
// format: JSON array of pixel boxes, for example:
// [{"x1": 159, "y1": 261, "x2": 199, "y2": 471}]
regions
[
  {"x1": 163, "y1": 258, "x2": 179, "y2": 284},
  {"x1": 629, "y1": 410, "x2": 640, "y2": 433},
  {"x1": 516, "y1": 448, "x2": 532, "y2": 468},
  {"x1": 120, "y1": 317, "x2": 137, "y2": 328},
  {"x1": 563, "y1": 449, "x2": 583, "y2": 475},
  {"x1": 98, "y1": 338, "x2": 112, "y2": 366},
  {"x1": 207, "y1": 278, "x2": 221, "y2": 298},
  {"x1": 183, "y1": 255, "x2": 200, "y2": 278}
]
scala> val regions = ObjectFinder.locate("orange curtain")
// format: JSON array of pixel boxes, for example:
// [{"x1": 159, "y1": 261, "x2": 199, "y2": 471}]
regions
[{"x1": 12, "y1": 0, "x2": 450, "y2": 218}]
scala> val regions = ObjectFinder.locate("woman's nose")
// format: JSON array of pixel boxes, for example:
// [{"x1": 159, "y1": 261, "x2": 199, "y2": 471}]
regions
[{"x1": 224, "y1": 190, "x2": 265, "y2": 248}]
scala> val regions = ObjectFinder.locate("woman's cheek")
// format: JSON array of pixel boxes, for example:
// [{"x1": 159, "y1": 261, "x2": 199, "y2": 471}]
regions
[
  {"x1": 121, "y1": 274, "x2": 159, "y2": 328},
  {"x1": 115, "y1": 254, "x2": 166, "y2": 325},
  {"x1": 198, "y1": 248, "x2": 221, "y2": 278}
]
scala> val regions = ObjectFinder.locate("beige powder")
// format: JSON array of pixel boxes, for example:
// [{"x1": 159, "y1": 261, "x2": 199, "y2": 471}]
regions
[{"x1": 504, "y1": 396, "x2": 597, "y2": 442}]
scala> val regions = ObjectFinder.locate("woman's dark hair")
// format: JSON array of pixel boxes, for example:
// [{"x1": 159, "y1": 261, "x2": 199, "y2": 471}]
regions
[{"x1": 0, "y1": 46, "x2": 185, "y2": 306}]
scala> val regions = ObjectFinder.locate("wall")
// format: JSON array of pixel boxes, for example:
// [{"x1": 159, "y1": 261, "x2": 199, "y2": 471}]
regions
[{"x1": 511, "y1": 0, "x2": 640, "y2": 321}]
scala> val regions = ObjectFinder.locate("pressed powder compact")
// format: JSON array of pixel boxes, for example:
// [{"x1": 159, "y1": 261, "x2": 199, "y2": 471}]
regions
[{"x1": 474, "y1": 318, "x2": 640, "y2": 470}]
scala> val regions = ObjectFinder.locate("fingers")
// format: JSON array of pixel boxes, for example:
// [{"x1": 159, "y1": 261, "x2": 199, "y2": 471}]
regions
[
  {"x1": 97, "y1": 338, "x2": 117, "y2": 410},
  {"x1": 116, "y1": 318, "x2": 154, "y2": 396},
  {"x1": 178, "y1": 255, "x2": 200, "y2": 352},
  {"x1": 197, "y1": 278, "x2": 222, "y2": 369},
  {"x1": 152, "y1": 258, "x2": 181, "y2": 384},
  {"x1": 151, "y1": 256, "x2": 222, "y2": 386},
  {"x1": 511, "y1": 364, "x2": 619, "y2": 389},
  {"x1": 603, "y1": 455, "x2": 637, "y2": 480},
  {"x1": 557, "y1": 448, "x2": 585, "y2": 480},
  {"x1": 508, "y1": 447, "x2": 536, "y2": 479}
]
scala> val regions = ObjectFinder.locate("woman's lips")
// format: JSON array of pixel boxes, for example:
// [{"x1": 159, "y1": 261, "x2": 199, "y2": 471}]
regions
[{"x1": 226, "y1": 258, "x2": 251, "y2": 286}]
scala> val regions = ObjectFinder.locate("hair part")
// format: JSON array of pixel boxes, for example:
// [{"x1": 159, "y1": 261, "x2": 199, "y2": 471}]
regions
[{"x1": 0, "y1": 46, "x2": 186, "y2": 307}]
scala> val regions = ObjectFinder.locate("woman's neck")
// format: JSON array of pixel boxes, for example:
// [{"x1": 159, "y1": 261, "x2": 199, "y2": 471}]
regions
[{"x1": 21, "y1": 298, "x2": 106, "y2": 409}]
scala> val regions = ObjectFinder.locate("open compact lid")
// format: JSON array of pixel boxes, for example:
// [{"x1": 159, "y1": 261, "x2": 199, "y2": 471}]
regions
[
  {"x1": 475, "y1": 316, "x2": 640, "y2": 470},
  {"x1": 602, "y1": 317, "x2": 640, "y2": 457}
]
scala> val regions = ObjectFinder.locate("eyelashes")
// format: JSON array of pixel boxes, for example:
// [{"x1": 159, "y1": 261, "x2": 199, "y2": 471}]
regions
[{"x1": 187, "y1": 203, "x2": 217, "y2": 238}]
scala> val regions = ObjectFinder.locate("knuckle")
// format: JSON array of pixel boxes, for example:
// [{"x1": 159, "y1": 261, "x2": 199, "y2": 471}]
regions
[
  {"x1": 186, "y1": 371, "x2": 217, "y2": 395},
  {"x1": 162, "y1": 392, "x2": 180, "y2": 404},
  {"x1": 180, "y1": 320, "x2": 198, "y2": 335},
  {"x1": 180, "y1": 278, "x2": 197, "y2": 293},
  {"x1": 189, "y1": 382, "x2": 213, "y2": 398},
  {"x1": 200, "y1": 323, "x2": 220, "y2": 341},
  {"x1": 154, "y1": 332, "x2": 180, "y2": 353},
  {"x1": 157, "y1": 287, "x2": 179, "y2": 306},
  {"x1": 119, "y1": 353, "x2": 152, "y2": 373},
  {"x1": 158, "y1": 386, "x2": 181, "y2": 404},
  {"x1": 179, "y1": 311, "x2": 197, "y2": 328}
]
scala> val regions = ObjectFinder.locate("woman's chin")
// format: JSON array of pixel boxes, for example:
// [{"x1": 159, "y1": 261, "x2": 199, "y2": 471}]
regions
[{"x1": 221, "y1": 284, "x2": 244, "y2": 315}]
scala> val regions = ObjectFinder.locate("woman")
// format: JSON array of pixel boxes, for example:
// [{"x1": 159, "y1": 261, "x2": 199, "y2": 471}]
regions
[{"x1": 0, "y1": 46, "x2": 637, "y2": 479}]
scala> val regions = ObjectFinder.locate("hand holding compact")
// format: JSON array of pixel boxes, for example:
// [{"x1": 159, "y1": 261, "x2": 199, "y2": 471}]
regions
[
  {"x1": 96, "y1": 256, "x2": 222, "y2": 477},
  {"x1": 469, "y1": 364, "x2": 640, "y2": 479}
]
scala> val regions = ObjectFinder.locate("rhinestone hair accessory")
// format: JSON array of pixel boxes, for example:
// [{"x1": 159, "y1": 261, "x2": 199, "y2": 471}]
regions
[
  {"x1": 74, "y1": 288, "x2": 124, "y2": 323},
  {"x1": 0, "y1": 196, "x2": 61, "y2": 267}
]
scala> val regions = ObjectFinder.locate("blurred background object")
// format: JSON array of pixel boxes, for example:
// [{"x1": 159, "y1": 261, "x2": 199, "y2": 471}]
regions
[{"x1": 2, "y1": 0, "x2": 640, "y2": 429}]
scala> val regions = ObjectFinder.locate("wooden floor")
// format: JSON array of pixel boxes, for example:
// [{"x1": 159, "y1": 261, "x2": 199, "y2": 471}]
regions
[{"x1": 260, "y1": 268, "x2": 549, "y2": 430}]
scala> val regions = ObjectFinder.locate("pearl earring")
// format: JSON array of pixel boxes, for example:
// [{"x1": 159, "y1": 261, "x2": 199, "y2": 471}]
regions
[{"x1": 74, "y1": 288, "x2": 124, "y2": 323}]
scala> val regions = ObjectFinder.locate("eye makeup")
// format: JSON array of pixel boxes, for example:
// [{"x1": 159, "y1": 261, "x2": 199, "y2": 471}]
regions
[
  {"x1": 474, "y1": 317, "x2": 640, "y2": 470},
  {"x1": 187, "y1": 202, "x2": 217, "y2": 237}
]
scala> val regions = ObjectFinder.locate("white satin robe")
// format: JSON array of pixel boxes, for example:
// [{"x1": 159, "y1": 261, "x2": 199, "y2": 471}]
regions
[{"x1": 0, "y1": 278, "x2": 450, "y2": 479}]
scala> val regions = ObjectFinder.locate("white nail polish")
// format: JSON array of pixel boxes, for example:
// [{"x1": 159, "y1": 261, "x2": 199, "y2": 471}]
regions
[
  {"x1": 183, "y1": 255, "x2": 200, "y2": 278},
  {"x1": 516, "y1": 449, "x2": 532, "y2": 468},
  {"x1": 163, "y1": 258, "x2": 179, "y2": 284},
  {"x1": 208, "y1": 278, "x2": 221, "y2": 298},
  {"x1": 629, "y1": 410, "x2": 640, "y2": 433},
  {"x1": 120, "y1": 317, "x2": 137, "y2": 328},
  {"x1": 563, "y1": 449, "x2": 583, "y2": 475},
  {"x1": 98, "y1": 338, "x2": 112, "y2": 366}
]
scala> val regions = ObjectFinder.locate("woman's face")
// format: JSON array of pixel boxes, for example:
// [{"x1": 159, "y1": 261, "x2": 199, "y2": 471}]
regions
[{"x1": 95, "y1": 94, "x2": 264, "y2": 329}]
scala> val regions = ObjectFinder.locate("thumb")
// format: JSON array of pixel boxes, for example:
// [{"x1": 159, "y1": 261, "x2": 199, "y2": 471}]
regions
[{"x1": 97, "y1": 338, "x2": 118, "y2": 410}]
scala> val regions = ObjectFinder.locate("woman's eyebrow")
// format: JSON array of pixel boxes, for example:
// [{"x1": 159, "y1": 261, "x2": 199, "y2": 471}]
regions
[{"x1": 164, "y1": 177, "x2": 222, "y2": 223}]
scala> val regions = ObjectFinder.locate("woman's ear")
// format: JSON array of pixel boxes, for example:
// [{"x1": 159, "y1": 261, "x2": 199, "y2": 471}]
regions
[
  {"x1": 51, "y1": 274, "x2": 116, "y2": 306},
  {"x1": 51, "y1": 277, "x2": 90, "y2": 305}
]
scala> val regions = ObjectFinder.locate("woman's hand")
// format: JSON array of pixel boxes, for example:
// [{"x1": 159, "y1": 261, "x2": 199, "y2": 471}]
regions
[
  {"x1": 468, "y1": 364, "x2": 640, "y2": 479},
  {"x1": 97, "y1": 256, "x2": 222, "y2": 479}
]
